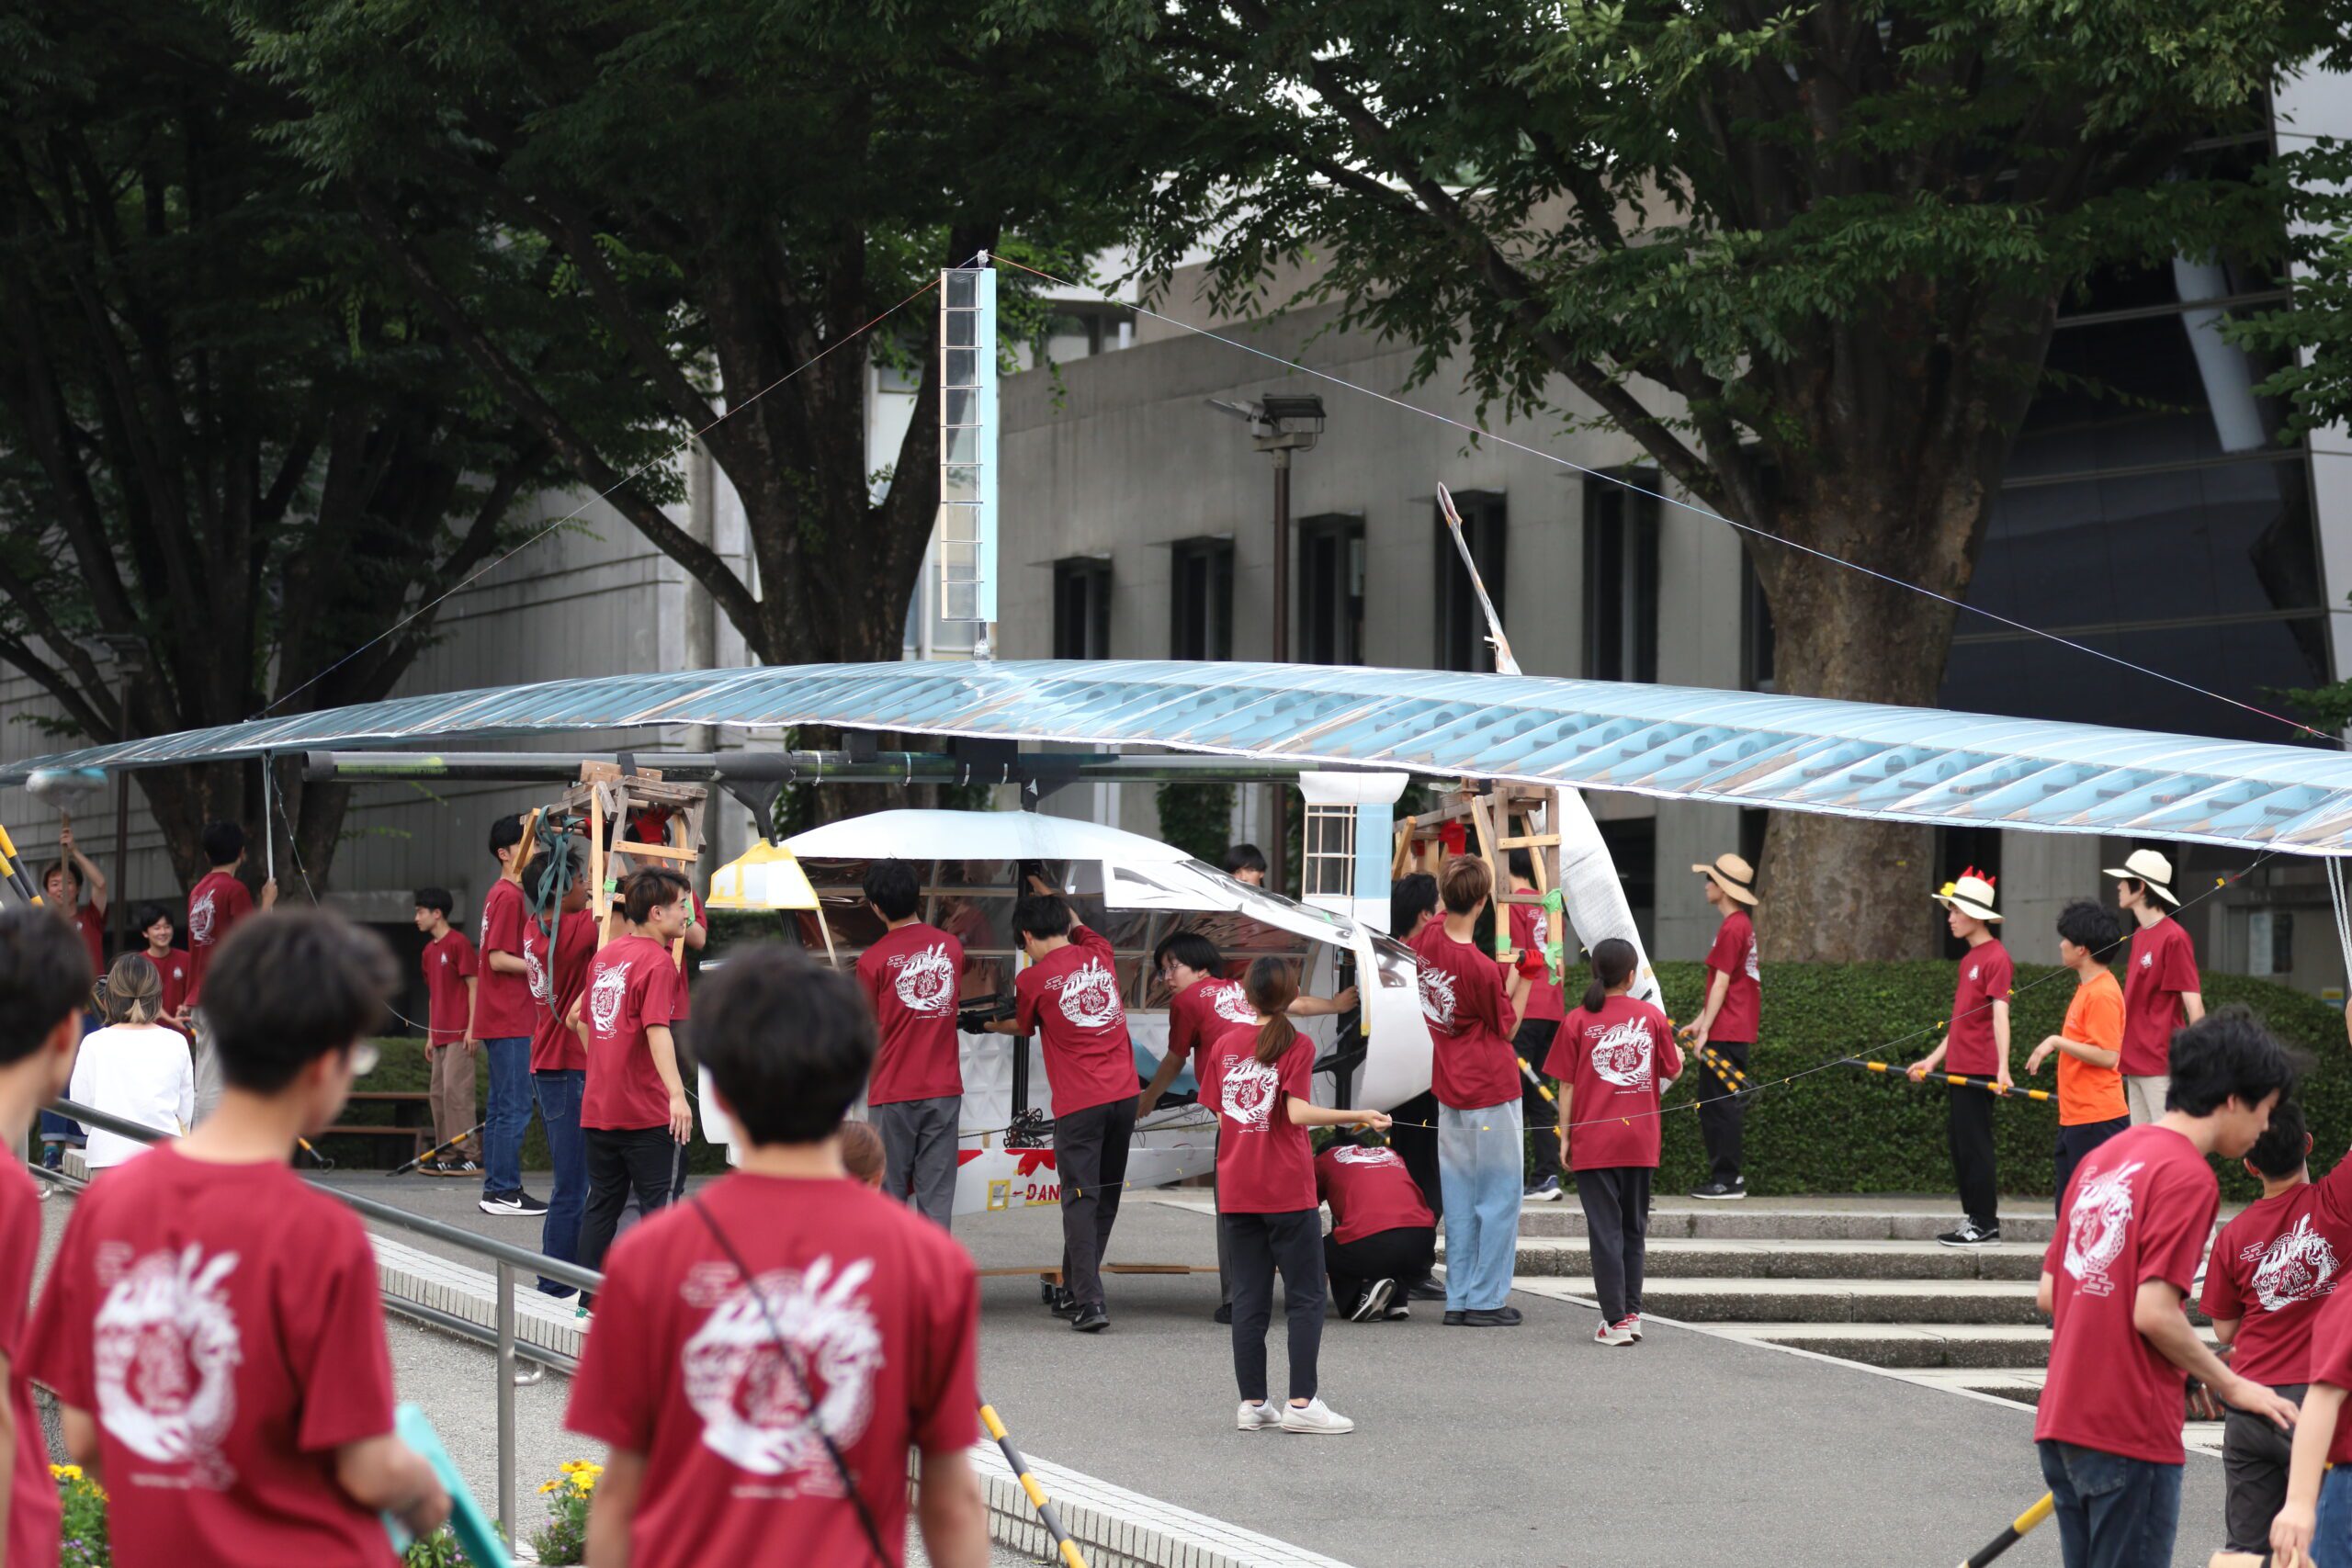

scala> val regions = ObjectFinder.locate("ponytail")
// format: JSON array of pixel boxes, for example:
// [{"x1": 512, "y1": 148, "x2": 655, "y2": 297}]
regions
[
  {"x1": 101, "y1": 953, "x2": 164, "y2": 1026},
  {"x1": 1581, "y1": 938, "x2": 1637, "y2": 1014},
  {"x1": 1244, "y1": 955, "x2": 1300, "y2": 1066}
]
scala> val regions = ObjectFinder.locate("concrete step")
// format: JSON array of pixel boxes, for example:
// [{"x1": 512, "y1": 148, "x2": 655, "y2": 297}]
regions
[
  {"x1": 1711, "y1": 1322, "x2": 2054, "y2": 1369},
  {"x1": 1505, "y1": 1235, "x2": 2048, "y2": 1282},
  {"x1": 1515, "y1": 1200, "x2": 2056, "y2": 1246},
  {"x1": 1532, "y1": 1274, "x2": 2050, "y2": 1325}
]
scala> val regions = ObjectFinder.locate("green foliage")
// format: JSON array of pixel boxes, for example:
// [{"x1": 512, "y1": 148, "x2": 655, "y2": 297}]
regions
[
  {"x1": 529, "y1": 1461, "x2": 599, "y2": 1566},
  {"x1": 54, "y1": 1465, "x2": 107, "y2": 1568},
  {"x1": 1154, "y1": 781, "x2": 1236, "y2": 864}
]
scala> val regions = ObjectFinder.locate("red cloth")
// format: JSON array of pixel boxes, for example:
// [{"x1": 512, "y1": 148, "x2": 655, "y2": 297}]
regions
[
  {"x1": 564, "y1": 1173, "x2": 979, "y2": 1568},
  {"x1": 1944, "y1": 939, "x2": 2014, "y2": 1078},
  {"x1": 1408, "y1": 923, "x2": 1520, "y2": 1111},
  {"x1": 1316, "y1": 1144, "x2": 1434, "y2": 1243},
  {"x1": 2198, "y1": 1156, "x2": 2352, "y2": 1386},
  {"x1": 25, "y1": 1147, "x2": 399, "y2": 1568},
  {"x1": 472, "y1": 878, "x2": 534, "y2": 1039},
  {"x1": 1165, "y1": 975, "x2": 1255, "y2": 1068},
  {"x1": 2120, "y1": 917, "x2": 2200, "y2": 1077},
  {"x1": 1702, "y1": 909, "x2": 1760, "y2": 1041},
  {"x1": 0, "y1": 1163, "x2": 58, "y2": 1568},
  {"x1": 855, "y1": 922, "x2": 967, "y2": 1106},
  {"x1": 1012, "y1": 924, "x2": 1136, "y2": 1117},
  {"x1": 581, "y1": 934, "x2": 681, "y2": 1132},
  {"x1": 150, "y1": 946, "x2": 191, "y2": 1035},
  {"x1": 527, "y1": 910, "x2": 599, "y2": 1073},
  {"x1": 421, "y1": 929, "x2": 478, "y2": 1047},
  {"x1": 2305, "y1": 1285, "x2": 2352, "y2": 1463},
  {"x1": 184, "y1": 870, "x2": 253, "y2": 1010},
  {"x1": 1199, "y1": 1023, "x2": 1316, "y2": 1213},
  {"x1": 2035, "y1": 1123, "x2": 2220, "y2": 1462},
  {"x1": 1508, "y1": 902, "x2": 1565, "y2": 1023},
  {"x1": 1545, "y1": 995, "x2": 1682, "y2": 1170}
]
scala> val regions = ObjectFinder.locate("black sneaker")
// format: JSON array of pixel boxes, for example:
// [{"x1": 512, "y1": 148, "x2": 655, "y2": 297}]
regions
[
  {"x1": 1350, "y1": 1280, "x2": 1396, "y2": 1324},
  {"x1": 1689, "y1": 1179, "x2": 1747, "y2": 1201},
  {"x1": 1938, "y1": 1224, "x2": 2001, "y2": 1249},
  {"x1": 1047, "y1": 1285, "x2": 1077, "y2": 1316},
  {"x1": 1070, "y1": 1305, "x2": 1109, "y2": 1333},
  {"x1": 1408, "y1": 1276, "x2": 1449, "y2": 1303},
  {"x1": 1212, "y1": 1302, "x2": 1233, "y2": 1325},
  {"x1": 479, "y1": 1190, "x2": 549, "y2": 1217},
  {"x1": 1460, "y1": 1308, "x2": 1521, "y2": 1327},
  {"x1": 1442, "y1": 1311, "x2": 1466, "y2": 1326}
]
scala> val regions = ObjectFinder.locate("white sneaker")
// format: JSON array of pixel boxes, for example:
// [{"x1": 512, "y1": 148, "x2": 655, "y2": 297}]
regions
[
  {"x1": 1594, "y1": 1320, "x2": 1637, "y2": 1347},
  {"x1": 1237, "y1": 1401, "x2": 1283, "y2": 1432},
  {"x1": 1616, "y1": 1314, "x2": 1643, "y2": 1342},
  {"x1": 1279, "y1": 1397, "x2": 1355, "y2": 1435}
]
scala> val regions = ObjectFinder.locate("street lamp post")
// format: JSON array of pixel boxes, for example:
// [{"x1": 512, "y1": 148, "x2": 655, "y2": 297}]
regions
[{"x1": 1205, "y1": 393, "x2": 1326, "y2": 893}]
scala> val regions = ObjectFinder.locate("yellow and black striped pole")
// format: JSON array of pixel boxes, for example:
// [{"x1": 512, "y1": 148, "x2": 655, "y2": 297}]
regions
[
  {"x1": 1693, "y1": 1043, "x2": 1753, "y2": 1096},
  {"x1": 979, "y1": 1403, "x2": 1088, "y2": 1568},
  {"x1": 0, "y1": 822, "x2": 44, "y2": 907},
  {"x1": 1853, "y1": 1058, "x2": 2054, "y2": 1104},
  {"x1": 1515, "y1": 1057, "x2": 1557, "y2": 1106},
  {"x1": 1961, "y1": 1492, "x2": 2052, "y2": 1566}
]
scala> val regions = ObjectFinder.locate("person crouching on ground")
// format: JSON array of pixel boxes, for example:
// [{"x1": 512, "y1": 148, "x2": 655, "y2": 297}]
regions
[
  {"x1": 1199, "y1": 957, "x2": 1389, "y2": 1435},
  {"x1": 2037, "y1": 1008, "x2": 2299, "y2": 1568},
  {"x1": 1549, "y1": 936, "x2": 1682, "y2": 1347},
  {"x1": 2025, "y1": 900, "x2": 2130, "y2": 1213},
  {"x1": 565, "y1": 945, "x2": 991, "y2": 1568},
  {"x1": 1316, "y1": 1134, "x2": 1433, "y2": 1325}
]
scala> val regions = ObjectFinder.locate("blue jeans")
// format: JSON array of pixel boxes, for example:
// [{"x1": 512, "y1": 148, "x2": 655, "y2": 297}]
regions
[
  {"x1": 481, "y1": 1036, "x2": 532, "y2": 1197},
  {"x1": 532, "y1": 1069, "x2": 586, "y2": 1295},
  {"x1": 1437, "y1": 1099, "x2": 1523, "y2": 1312},
  {"x1": 2317, "y1": 1465, "x2": 2352, "y2": 1568},
  {"x1": 2037, "y1": 1439, "x2": 2182, "y2": 1568}
]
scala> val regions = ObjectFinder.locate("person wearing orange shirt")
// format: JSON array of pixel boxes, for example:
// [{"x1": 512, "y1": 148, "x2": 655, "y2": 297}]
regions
[{"x1": 2025, "y1": 901, "x2": 2132, "y2": 1213}]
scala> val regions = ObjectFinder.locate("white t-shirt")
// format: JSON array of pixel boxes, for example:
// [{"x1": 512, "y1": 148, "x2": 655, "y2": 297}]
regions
[{"x1": 69, "y1": 1021, "x2": 196, "y2": 1168}]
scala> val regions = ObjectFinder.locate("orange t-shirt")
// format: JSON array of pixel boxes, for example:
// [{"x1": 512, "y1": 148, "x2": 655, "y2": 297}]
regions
[{"x1": 2056, "y1": 968, "x2": 2127, "y2": 1126}]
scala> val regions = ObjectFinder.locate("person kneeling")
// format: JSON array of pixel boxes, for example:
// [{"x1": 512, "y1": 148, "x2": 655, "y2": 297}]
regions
[{"x1": 1316, "y1": 1134, "x2": 1434, "y2": 1324}]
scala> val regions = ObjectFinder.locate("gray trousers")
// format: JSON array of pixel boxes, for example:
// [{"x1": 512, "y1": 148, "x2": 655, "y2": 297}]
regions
[
  {"x1": 874, "y1": 1095, "x2": 961, "y2": 1231},
  {"x1": 190, "y1": 1010, "x2": 225, "y2": 1123},
  {"x1": 2222, "y1": 1382, "x2": 2305, "y2": 1552}
]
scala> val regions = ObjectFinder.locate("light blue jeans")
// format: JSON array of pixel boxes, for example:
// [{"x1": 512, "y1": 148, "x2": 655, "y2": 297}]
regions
[
  {"x1": 2316, "y1": 1464, "x2": 2352, "y2": 1568},
  {"x1": 1438, "y1": 1099, "x2": 1523, "y2": 1312}
]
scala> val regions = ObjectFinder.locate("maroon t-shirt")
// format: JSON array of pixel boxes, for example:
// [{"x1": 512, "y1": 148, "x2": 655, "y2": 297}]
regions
[
  {"x1": 185, "y1": 870, "x2": 253, "y2": 1009},
  {"x1": 2305, "y1": 1286, "x2": 2352, "y2": 1463},
  {"x1": 855, "y1": 922, "x2": 967, "y2": 1106},
  {"x1": 1408, "y1": 923, "x2": 1520, "y2": 1111},
  {"x1": 1508, "y1": 902, "x2": 1565, "y2": 1024},
  {"x1": 1316, "y1": 1144, "x2": 1434, "y2": 1244},
  {"x1": 65, "y1": 904, "x2": 104, "y2": 976},
  {"x1": 1544, "y1": 994, "x2": 1682, "y2": 1170},
  {"x1": 1165, "y1": 975, "x2": 1256, "y2": 1068},
  {"x1": 1199, "y1": 1023, "x2": 1316, "y2": 1214},
  {"x1": 581, "y1": 934, "x2": 681, "y2": 1131},
  {"x1": 2198, "y1": 1155, "x2": 2352, "y2": 1386},
  {"x1": 151, "y1": 946, "x2": 191, "y2": 1035},
  {"x1": 1702, "y1": 909, "x2": 1760, "y2": 1041},
  {"x1": 2120, "y1": 918, "x2": 2199, "y2": 1077},
  {"x1": 0, "y1": 1162, "x2": 58, "y2": 1568},
  {"x1": 2036, "y1": 1123, "x2": 2220, "y2": 1463},
  {"x1": 527, "y1": 909, "x2": 598, "y2": 1073},
  {"x1": 421, "y1": 929, "x2": 478, "y2": 1046},
  {"x1": 1944, "y1": 938, "x2": 2014, "y2": 1078},
  {"x1": 25, "y1": 1148, "x2": 400, "y2": 1568},
  {"x1": 472, "y1": 877, "x2": 534, "y2": 1040},
  {"x1": 565, "y1": 1174, "x2": 979, "y2": 1568},
  {"x1": 1012, "y1": 924, "x2": 1136, "y2": 1117}
]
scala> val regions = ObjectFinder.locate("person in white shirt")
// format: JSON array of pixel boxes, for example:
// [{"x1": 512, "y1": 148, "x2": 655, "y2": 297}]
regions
[{"x1": 70, "y1": 953, "x2": 195, "y2": 1168}]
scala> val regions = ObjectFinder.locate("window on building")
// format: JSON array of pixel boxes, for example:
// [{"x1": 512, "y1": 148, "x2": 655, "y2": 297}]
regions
[
  {"x1": 1434, "y1": 491, "x2": 1507, "y2": 671},
  {"x1": 1584, "y1": 475, "x2": 1659, "y2": 682},
  {"x1": 1298, "y1": 514, "x2": 1365, "y2": 666},
  {"x1": 1741, "y1": 549, "x2": 1777, "y2": 693},
  {"x1": 1054, "y1": 558, "x2": 1112, "y2": 660},
  {"x1": 1038, "y1": 306, "x2": 1135, "y2": 365},
  {"x1": 1170, "y1": 538, "x2": 1234, "y2": 660}
]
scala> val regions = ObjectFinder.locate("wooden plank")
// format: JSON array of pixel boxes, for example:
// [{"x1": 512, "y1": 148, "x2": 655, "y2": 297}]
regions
[{"x1": 1496, "y1": 833, "x2": 1561, "y2": 849}]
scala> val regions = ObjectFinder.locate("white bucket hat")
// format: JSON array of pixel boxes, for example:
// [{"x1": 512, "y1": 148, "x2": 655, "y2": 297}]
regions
[
  {"x1": 1932, "y1": 867, "x2": 2002, "y2": 924},
  {"x1": 2103, "y1": 847, "x2": 2180, "y2": 908}
]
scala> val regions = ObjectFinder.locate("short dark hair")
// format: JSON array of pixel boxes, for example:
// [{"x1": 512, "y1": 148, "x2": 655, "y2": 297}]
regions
[
  {"x1": 2055, "y1": 899, "x2": 2120, "y2": 959},
  {"x1": 863, "y1": 859, "x2": 922, "y2": 922},
  {"x1": 200, "y1": 820, "x2": 245, "y2": 866},
  {"x1": 1391, "y1": 873, "x2": 1438, "y2": 936},
  {"x1": 696, "y1": 944, "x2": 876, "y2": 1145},
  {"x1": 2247, "y1": 1097, "x2": 2311, "y2": 1179},
  {"x1": 488, "y1": 814, "x2": 526, "y2": 860},
  {"x1": 0, "y1": 907, "x2": 91, "y2": 1065},
  {"x1": 1222, "y1": 843, "x2": 1267, "y2": 877},
  {"x1": 413, "y1": 886, "x2": 455, "y2": 917},
  {"x1": 40, "y1": 860, "x2": 77, "y2": 894},
  {"x1": 1508, "y1": 847, "x2": 1535, "y2": 883},
  {"x1": 201, "y1": 910, "x2": 396, "y2": 1093},
  {"x1": 1153, "y1": 931, "x2": 1221, "y2": 976},
  {"x1": 134, "y1": 903, "x2": 175, "y2": 937},
  {"x1": 622, "y1": 867, "x2": 691, "y2": 926},
  {"x1": 2165, "y1": 1005, "x2": 2300, "y2": 1118},
  {"x1": 1012, "y1": 894, "x2": 1073, "y2": 942}
]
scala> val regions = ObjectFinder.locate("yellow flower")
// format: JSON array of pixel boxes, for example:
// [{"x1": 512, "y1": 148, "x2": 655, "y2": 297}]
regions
[
  {"x1": 538, "y1": 1480, "x2": 560, "y2": 1494},
  {"x1": 49, "y1": 1464, "x2": 81, "y2": 1482},
  {"x1": 576, "y1": 1473, "x2": 597, "y2": 1494},
  {"x1": 560, "y1": 1461, "x2": 582, "y2": 1473}
]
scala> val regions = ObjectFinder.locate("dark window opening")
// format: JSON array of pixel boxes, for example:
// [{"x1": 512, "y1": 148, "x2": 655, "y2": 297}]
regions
[
  {"x1": 1170, "y1": 538, "x2": 1234, "y2": 660},
  {"x1": 1053, "y1": 558, "x2": 1112, "y2": 660},
  {"x1": 1299, "y1": 514, "x2": 1365, "y2": 666},
  {"x1": 1584, "y1": 474, "x2": 1660, "y2": 682}
]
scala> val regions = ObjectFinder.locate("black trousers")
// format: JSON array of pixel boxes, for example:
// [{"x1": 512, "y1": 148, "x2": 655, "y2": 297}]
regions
[
  {"x1": 2223, "y1": 1382, "x2": 2306, "y2": 1551},
  {"x1": 1577, "y1": 1166, "x2": 1652, "y2": 1324},
  {"x1": 2053, "y1": 1116, "x2": 2131, "y2": 1215},
  {"x1": 1224, "y1": 1209, "x2": 1326, "y2": 1403},
  {"x1": 1947, "y1": 1086, "x2": 1997, "y2": 1230},
  {"x1": 579, "y1": 1125, "x2": 677, "y2": 1304},
  {"x1": 1512, "y1": 1018, "x2": 1560, "y2": 1133},
  {"x1": 1388, "y1": 1090, "x2": 1442, "y2": 1219},
  {"x1": 1057, "y1": 1097, "x2": 1136, "y2": 1310},
  {"x1": 1323, "y1": 1225, "x2": 1437, "y2": 1317},
  {"x1": 1694, "y1": 1039, "x2": 1751, "y2": 1185}
]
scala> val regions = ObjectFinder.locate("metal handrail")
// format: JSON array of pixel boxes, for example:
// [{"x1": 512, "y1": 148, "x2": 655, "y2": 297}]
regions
[{"x1": 40, "y1": 1094, "x2": 602, "y2": 1531}]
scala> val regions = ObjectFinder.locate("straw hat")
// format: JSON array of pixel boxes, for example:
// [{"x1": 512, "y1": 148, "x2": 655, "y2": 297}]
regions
[
  {"x1": 1690, "y1": 852, "x2": 1758, "y2": 907},
  {"x1": 2102, "y1": 847, "x2": 2180, "y2": 908},
  {"x1": 1932, "y1": 867, "x2": 2002, "y2": 924}
]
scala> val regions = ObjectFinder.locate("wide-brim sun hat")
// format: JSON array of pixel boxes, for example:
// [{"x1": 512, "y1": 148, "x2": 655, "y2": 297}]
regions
[
  {"x1": 2102, "y1": 847, "x2": 2180, "y2": 908},
  {"x1": 1932, "y1": 868, "x2": 2002, "y2": 923},
  {"x1": 1690, "y1": 852, "x2": 1758, "y2": 907}
]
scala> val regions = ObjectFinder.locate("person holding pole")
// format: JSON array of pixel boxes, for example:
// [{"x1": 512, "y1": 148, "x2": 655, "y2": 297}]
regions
[
  {"x1": 2106, "y1": 847, "x2": 2205, "y2": 1125},
  {"x1": 40, "y1": 820, "x2": 107, "y2": 974},
  {"x1": 185, "y1": 819, "x2": 275, "y2": 1124},
  {"x1": 469, "y1": 814, "x2": 546, "y2": 1218},
  {"x1": 1907, "y1": 868, "x2": 2013, "y2": 1248},
  {"x1": 1680, "y1": 852, "x2": 1759, "y2": 1201}
]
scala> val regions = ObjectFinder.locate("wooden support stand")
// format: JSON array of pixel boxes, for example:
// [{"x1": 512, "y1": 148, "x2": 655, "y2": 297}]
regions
[
  {"x1": 1388, "y1": 783, "x2": 1566, "y2": 969},
  {"x1": 539, "y1": 762, "x2": 708, "y2": 964}
]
